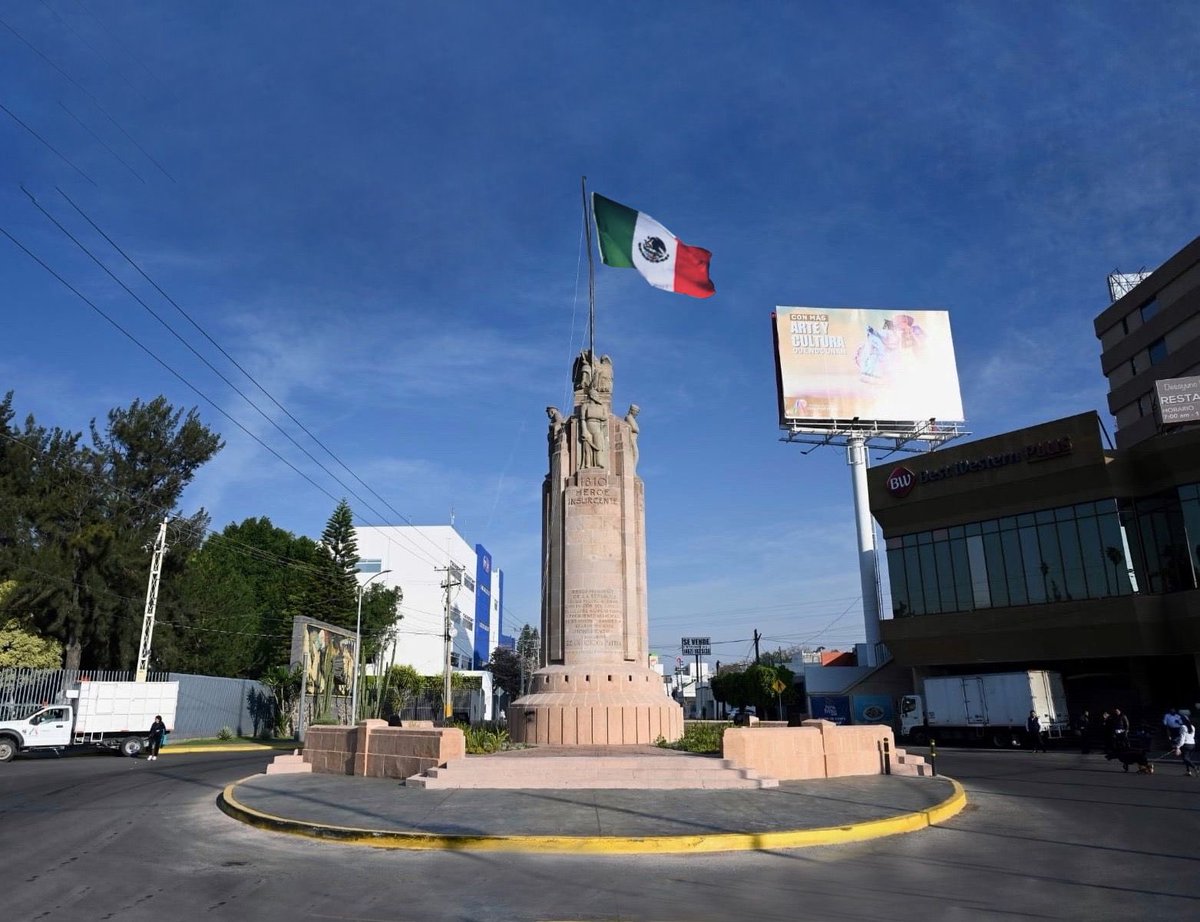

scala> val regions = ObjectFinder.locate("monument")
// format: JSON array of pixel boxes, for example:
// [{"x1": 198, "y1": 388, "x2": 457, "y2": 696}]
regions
[{"x1": 509, "y1": 351, "x2": 684, "y2": 745}]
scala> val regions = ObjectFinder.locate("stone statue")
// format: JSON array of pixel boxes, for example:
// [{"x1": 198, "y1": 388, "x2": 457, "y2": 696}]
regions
[
  {"x1": 580, "y1": 384, "x2": 608, "y2": 469},
  {"x1": 571, "y1": 350, "x2": 593, "y2": 393},
  {"x1": 625, "y1": 404, "x2": 640, "y2": 469},
  {"x1": 594, "y1": 354, "x2": 613, "y2": 396},
  {"x1": 546, "y1": 406, "x2": 564, "y2": 458}
]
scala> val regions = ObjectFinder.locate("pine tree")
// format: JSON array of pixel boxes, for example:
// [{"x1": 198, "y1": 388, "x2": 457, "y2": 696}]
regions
[{"x1": 304, "y1": 499, "x2": 359, "y2": 629}]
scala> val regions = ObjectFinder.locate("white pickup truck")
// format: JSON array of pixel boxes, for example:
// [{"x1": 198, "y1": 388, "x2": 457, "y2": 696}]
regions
[{"x1": 0, "y1": 680, "x2": 179, "y2": 762}]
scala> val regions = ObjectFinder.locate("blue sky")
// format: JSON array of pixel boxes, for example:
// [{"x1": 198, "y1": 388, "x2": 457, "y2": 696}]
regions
[{"x1": 2, "y1": 2, "x2": 1198, "y2": 667}]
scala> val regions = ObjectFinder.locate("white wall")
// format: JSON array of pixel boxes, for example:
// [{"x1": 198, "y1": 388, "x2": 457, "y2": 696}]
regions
[{"x1": 354, "y1": 526, "x2": 482, "y2": 676}]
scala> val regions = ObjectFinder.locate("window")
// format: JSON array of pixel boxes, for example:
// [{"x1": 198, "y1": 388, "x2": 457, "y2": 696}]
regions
[
  {"x1": 1140, "y1": 298, "x2": 1160, "y2": 322},
  {"x1": 883, "y1": 498, "x2": 1157, "y2": 618},
  {"x1": 1148, "y1": 337, "x2": 1168, "y2": 366},
  {"x1": 463, "y1": 574, "x2": 475, "y2": 591}
]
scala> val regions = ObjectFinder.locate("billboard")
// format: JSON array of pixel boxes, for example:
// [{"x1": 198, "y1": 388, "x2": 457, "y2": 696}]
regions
[
  {"x1": 852, "y1": 694, "x2": 896, "y2": 726},
  {"x1": 1156, "y1": 375, "x2": 1200, "y2": 424},
  {"x1": 773, "y1": 307, "x2": 965, "y2": 428},
  {"x1": 808, "y1": 695, "x2": 852, "y2": 725}
]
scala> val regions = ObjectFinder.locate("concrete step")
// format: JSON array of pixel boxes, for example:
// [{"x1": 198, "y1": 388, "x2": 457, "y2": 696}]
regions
[
  {"x1": 890, "y1": 762, "x2": 929, "y2": 777},
  {"x1": 407, "y1": 753, "x2": 780, "y2": 790},
  {"x1": 265, "y1": 751, "x2": 312, "y2": 775}
]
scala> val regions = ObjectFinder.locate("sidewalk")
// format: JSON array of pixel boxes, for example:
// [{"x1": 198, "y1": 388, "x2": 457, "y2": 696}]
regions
[{"x1": 219, "y1": 769, "x2": 966, "y2": 853}]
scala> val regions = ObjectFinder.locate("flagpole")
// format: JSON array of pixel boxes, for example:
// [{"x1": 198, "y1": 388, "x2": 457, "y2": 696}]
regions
[{"x1": 581, "y1": 175, "x2": 595, "y2": 360}]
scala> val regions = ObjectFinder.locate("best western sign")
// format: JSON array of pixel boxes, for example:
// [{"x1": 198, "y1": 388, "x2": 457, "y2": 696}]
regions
[{"x1": 884, "y1": 436, "x2": 1073, "y2": 499}]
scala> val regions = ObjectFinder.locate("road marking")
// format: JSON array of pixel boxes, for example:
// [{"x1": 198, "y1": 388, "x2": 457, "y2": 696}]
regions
[{"x1": 218, "y1": 775, "x2": 968, "y2": 854}]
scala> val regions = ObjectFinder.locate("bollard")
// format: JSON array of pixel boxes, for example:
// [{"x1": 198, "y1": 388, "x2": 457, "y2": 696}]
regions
[
  {"x1": 883, "y1": 737, "x2": 892, "y2": 775},
  {"x1": 930, "y1": 739, "x2": 938, "y2": 776}
]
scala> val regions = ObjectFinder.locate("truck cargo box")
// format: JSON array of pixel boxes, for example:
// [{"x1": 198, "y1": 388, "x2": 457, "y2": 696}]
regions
[{"x1": 73, "y1": 681, "x2": 179, "y2": 737}]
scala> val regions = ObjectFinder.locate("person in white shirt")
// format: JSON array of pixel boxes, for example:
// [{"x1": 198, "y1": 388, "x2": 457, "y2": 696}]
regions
[{"x1": 1175, "y1": 716, "x2": 1195, "y2": 777}]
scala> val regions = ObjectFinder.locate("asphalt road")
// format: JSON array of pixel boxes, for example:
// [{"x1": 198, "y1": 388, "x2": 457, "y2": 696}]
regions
[{"x1": 2, "y1": 746, "x2": 1198, "y2": 921}]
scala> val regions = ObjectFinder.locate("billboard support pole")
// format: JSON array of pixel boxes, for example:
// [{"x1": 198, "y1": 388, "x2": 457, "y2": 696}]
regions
[{"x1": 847, "y1": 436, "x2": 882, "y2": 665}]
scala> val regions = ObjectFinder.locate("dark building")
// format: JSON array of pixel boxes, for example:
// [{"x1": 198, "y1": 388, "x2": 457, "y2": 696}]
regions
[{"x1": 869, "y1": 236, "x2": 1200, "y2": 721}]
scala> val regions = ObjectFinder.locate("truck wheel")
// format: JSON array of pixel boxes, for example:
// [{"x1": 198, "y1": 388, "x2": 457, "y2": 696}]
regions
[
  {"x1": 908, "y1": 728, "x2": 928, "y2": 746},
  {"x1": 120, "y1": 737, "x2": 144, "y2": 758},
  {"x1": 0, "y1": 737, "x2": 16, "y2": 762}
]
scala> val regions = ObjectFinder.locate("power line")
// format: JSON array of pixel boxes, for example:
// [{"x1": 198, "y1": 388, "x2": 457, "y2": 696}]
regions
[
  {"x1": 0, "y1": 11, "x2": 172, "y2": 181},
  {"x1": 38, "y1": 0, "x2": 150, "y2": 105},
  {"x1": 23, "y1": 186, "x2": 449, "y2": 571},
  {"x1": 47, "y1": 187, "x2": 494, "y2": 578},
  {"x1": 57, "y1": 100, "x2": 144, "y2": 182},
  {"x1": 0, "y1": 101, "x2": 96, "y2": 185}
]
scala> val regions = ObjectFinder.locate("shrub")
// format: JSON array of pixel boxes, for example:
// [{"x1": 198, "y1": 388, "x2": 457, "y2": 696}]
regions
[
  {"x1": 655, "y1": 721, "x2": 728, "y2": 754},
  {"x1": 217, "y1": 725, "x2": 234, "y2": 741},
  {"x1": 462, "y1": 724, "x2": 510, "y2": 754}
]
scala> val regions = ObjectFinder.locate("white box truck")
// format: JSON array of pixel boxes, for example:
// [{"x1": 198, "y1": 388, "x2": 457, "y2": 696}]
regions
[
  {"x1": 0, "y1": 680, "x2": 178, "y2": 762},
  {"x1": 899, "y1": 670, "x2": 1068, "y2": 748}
]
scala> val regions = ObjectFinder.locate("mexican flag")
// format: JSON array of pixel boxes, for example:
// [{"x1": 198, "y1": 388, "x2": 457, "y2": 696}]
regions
[{"x1": 592, "y1": 193, "x2": 715, "y2": 298}]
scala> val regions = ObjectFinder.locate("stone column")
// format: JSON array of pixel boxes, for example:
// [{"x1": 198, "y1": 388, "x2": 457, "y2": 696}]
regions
[{"x1": 511, "y1": 353, "x2": 683, "y2": 745}]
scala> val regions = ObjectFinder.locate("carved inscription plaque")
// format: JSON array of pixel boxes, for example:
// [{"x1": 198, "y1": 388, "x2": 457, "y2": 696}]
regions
[{"x1": 563, "y1": 473, "x2": 624, "y2": 661}]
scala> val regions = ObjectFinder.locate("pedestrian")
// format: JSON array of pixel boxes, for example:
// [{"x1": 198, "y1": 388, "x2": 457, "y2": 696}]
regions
[
  {"x1": 1026, "y1": 710, "x2": 1047, "y2": 752},
  {"x1": 1163, "y1": 707, "x2": 1183, "y2": 733},
  {"x1": 148, "y1": 714, "x2": 167, "y2": 761},
  {"x1": 1174, "y1": 714, "x2": 1195, "y2": 777},
  {"x1": 1075, "y1": 709, "x2": 1092, "y2": 754},
  {"x1": 1110, "y1": 708, "x2": 1130, "y2": 750}
]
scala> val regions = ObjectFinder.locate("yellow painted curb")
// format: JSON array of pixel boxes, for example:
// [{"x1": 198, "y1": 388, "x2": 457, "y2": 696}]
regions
[
  {"x1": 218, "y1": 775, "x2": 967, "y2": 854},
  {"x1": 161, "y1": 743, "x2": 298, "y2": 755}
]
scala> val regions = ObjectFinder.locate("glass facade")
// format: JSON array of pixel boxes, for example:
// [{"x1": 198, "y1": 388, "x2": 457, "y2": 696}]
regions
[{"x1": 887, "y1": 485, "x2": 1200, "y2": 617}]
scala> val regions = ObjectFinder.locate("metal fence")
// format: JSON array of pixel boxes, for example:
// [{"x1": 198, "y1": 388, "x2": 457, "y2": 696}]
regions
[
  {"x1": 0, "y1": 668, "x2": 169, "y2": 721},
  {"x1": 167, "y1": 673, "x2": 272, "y2": 740},
  {"x1": 2, "y1": 669, "x2": 485, "y2": 740},
  {"x1": 0, "y1": 668, "x2": 271, "y2": 740}
]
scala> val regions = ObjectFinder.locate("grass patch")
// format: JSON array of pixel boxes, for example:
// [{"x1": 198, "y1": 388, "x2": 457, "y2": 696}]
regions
[{"x1": 166, "y1": 736, "x2": 296, "y2": 749}]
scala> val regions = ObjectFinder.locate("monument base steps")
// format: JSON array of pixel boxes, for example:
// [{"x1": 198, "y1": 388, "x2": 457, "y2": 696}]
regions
[
  {"x1": 406, "y1": 753, "x2": 779, "y2": 790},
  {"x1": 890, "y1": 747, "x2": 930, "y2": 777},
  {"x1": 265, "y1": 750, "x2": 312, "y2": 775}
]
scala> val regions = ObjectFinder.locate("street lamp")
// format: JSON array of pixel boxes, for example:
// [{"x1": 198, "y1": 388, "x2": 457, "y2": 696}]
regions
[{"x1": 351, "y1": 569, "x2": 392, "y2": 724}]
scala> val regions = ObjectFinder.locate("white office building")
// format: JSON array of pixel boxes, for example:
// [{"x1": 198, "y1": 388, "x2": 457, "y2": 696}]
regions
[{"x1": 353, "y1": 525, "x2": 507, "y2": 677}]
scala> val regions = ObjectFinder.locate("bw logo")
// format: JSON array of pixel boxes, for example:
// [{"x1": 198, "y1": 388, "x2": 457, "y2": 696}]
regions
[{"x1": 886, "y1": 466, "x2": 916, "y2": 498}]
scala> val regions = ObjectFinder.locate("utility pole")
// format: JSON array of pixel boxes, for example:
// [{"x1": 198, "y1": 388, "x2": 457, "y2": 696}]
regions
[
  {"x1": 438, "y1": 564, "x2": 463, "y2": 721},
  {"x1": 135, "y1": 519, "x2": 169, "y2": 682},
  {"x1": 753, "y1": 629, "x2": 761, "y2": 665}
]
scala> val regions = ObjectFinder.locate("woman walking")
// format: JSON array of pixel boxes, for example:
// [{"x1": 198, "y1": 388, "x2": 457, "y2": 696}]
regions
[
  {"x1": 148, "y1": 714, "x2": 167, "y2": 761},
  {"x1": 1176, "y1": 715, "x2": 1196, "y2": 777}
]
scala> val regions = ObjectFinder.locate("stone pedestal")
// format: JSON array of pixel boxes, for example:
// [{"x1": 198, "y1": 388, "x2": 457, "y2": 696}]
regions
[{"x1": 510, "y1": 352, "x2": 683, "y2": 745}]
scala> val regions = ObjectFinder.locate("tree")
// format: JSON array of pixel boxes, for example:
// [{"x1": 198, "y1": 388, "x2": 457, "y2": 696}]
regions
[
  {"x1": 301, "y1": 499, "x2": 359, "y2": 629},
  {"x1": 710, "y1": 668, "x2": 750, "y2": 711},
  {"x1": 0, "y1": 581, "x2": 62, "y2": 668},
  {"x1": 0, "y1": 394, "x2": 222, "y2": 670},
  {"x1": 515, "y1": 624, "x2": 540, "y2": 696},
  {"x1": 164, "y1": 517, "x2": 327, "y2": 677},
  {"x1": 358, "y1": 581, "x2": 403, "y2": 666},
  {"x1": 485, "y1": 646, "x2": 522, "y2": 701},
  {"x1": 742, "y1": 663, "x2": 797, "y2": 718}
]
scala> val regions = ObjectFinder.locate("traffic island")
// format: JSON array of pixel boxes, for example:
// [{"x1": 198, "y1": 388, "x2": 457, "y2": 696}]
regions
[{"x1": 218, "y1": 771, "x2": 966, "y2": 853}]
